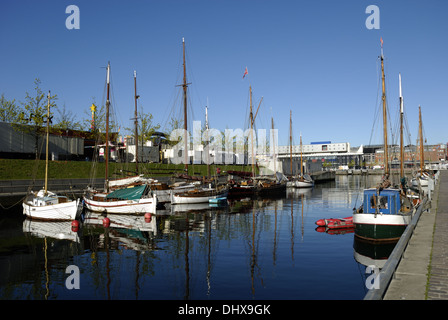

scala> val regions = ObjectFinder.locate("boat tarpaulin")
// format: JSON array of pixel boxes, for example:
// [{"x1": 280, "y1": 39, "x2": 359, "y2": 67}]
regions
[{"x1": 106, "y1": 185, "x2": 147, "y2": 200}]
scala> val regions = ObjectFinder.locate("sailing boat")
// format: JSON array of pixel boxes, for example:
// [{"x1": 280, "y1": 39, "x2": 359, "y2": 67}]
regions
[
  {"x1": 287, "y1": 111, "x2": 313, "y2": 188},
  {"x1": 227, "y1": 86, "x2": 259, "y2": 198},
  {"x1": 353, "y1": 41, "x2": 416, "y2": 242},
  {"x1": 411, "y1": 106, "x2": 432, "y2": 188},
  {"x1": 23, "y1": 91, "x2": 80, "y2": 221},
  {"x1": 170, "y1": 39, "x2": 228, "y2": 205},
  {"x1": 83, "y1": 63, "x2": 157, "y2": 214},
  {"x1": 256, "y1": 116, "x2": 287, "y2": 196}
]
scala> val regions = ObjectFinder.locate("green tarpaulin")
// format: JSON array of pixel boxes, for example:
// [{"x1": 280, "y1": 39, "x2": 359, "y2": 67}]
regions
[{"x1": 106, "y1": 185, "x2": 147, "y2": 200}]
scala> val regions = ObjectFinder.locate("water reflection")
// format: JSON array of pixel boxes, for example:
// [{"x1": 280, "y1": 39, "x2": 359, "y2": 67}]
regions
[{"x1": 1, "y1": 176, "x2": 386, "y2": 300}]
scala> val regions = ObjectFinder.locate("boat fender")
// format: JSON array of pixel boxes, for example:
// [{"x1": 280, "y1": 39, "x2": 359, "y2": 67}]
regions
[
  {"x1": 144, "y1": 212, "x2": 152, "y2": 222},
  {"x1": 102, "y1": 217, "x2": 110, "y2": 227},
  {"x1": 71, "y1": 220, "x2": 80, "y2": 232}
]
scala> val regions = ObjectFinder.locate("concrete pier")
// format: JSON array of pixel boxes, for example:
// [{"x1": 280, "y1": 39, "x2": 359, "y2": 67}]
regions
[{"x1": 383, "y1": 170, "x2": 448, "y2": 300}]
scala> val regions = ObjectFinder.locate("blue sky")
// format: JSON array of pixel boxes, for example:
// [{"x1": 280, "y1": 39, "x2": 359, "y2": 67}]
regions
[{"x1": 1, "y1": 0, "x2": 447, "y2": 148}]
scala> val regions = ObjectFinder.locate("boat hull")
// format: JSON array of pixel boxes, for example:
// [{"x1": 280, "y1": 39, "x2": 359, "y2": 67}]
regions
[
  {"x1": 353, "y1": 212, "x2": 411, "y2": 242},
  {"x1": 83, "y1": 194, "x2": 157, "y2": 214},
  {"x1": 23, "y1": 198, "x2": 80, "y2": 221},
  {"x1": 287, "y1": 180, "x2": 314, "y2": 188},
  {"x1": 171, "y1": 189, "x2": 228, "y2": 205}
]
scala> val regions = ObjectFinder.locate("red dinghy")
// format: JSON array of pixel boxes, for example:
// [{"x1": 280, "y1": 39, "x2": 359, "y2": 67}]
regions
[{"x1": 315, "y1": 216, "x2": 354, "y2": 229}]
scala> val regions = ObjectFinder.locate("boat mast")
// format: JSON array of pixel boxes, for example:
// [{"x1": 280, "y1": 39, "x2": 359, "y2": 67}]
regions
[
  {"x1": 289, "y1": 110, "x2": 293, "y2": 176},
  {"x1": 44, "y1": 91, "x2": 50, "y2": 195},
  {"x1": 206, "y1": 103, "x2": 210, "y2": 179},
  {"x1": 271, "y1": 117, "x2": 276, "y2": 174},
  {"x1": 250, "y1": 86, "x2": 255, "y2": 178},
  {"x1": 399, "y1": 73, "x2": 404, "y2": 179},
  {"x1": 182, "y1": 38, "x2": 189, "y2": 171},
  {"x1": 300, "y1": 133, "x2": 303, "y2": 177},
  {"x1": 380, "y1": 41, "x2": 389, "y2": 176},
  {"x1": 134, "y1": 70, "x2": 139, "y2": 174},
  {"x1": 419, "y1": 105, "x2": 424, "y2": 172},
  {"x1": 105, "y1": 62, "x2": 110, "y2": 192}
]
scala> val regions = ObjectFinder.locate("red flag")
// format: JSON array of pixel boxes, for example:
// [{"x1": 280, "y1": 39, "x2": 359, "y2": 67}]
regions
[
  {"x1": 242, "y1": 67, "x2": 248, "y2": 79},
  {"x1": 380, "y1": 37, "x2": 383, "y2": 47}
]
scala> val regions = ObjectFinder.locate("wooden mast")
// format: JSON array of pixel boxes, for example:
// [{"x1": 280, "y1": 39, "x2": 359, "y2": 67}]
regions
[
  {"x1": 289, "y1": 110, "x2": 293, "y2": 176},
  {"x1": 300, "y1": 133, "x2": 303, "y2": 177},
  {"x1": 134, "y1": 70, "x2": 139, "y2": 173},
  {"x1": 399, "y1": 73, "x2": 404, "y2": 179},
  {"x1": 105, "y1": 62, "x2": 110, "y2": 192},
  {"x1": 380, "y1": 41, "x2": 389, "y2": 176},
  {"x1": 419, "y1": 105, "x2": 424, "y2": 172},
  {"x1": 271, "y1": 117, "x2": 276, "y2": 174},
  {"x1": 250, "y1": 86, "x2": 254, "y2": 178},
  {"x1": 44, "y1": 91, "x2": 50, "y2": 195},
  {"x1": 205, "y1": 104, "x2": 211, "y2": 179},
  {"x1": 182, "y1": 38, "x2": 189, "y2": 171}
]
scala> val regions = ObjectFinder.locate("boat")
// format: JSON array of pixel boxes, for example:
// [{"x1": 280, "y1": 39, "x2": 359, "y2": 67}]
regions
[
  {"x1": 255, "y1": 116, "x2": 287, "y2": 196},
  {"x1": 171, "y1": 184, "x2": 228, "y2": 204},
  {"x1": 315, "y1": 216, "x2": 354, "y2": 229},
  {"x1": 411, "y1": 106, "x2": 433, "y2": 189},
  {"x1": 286, "y1": 111, "x2": 314, "y2": 188},
  {"x1": 353, "y1": 40, "x2": 417, "y2": 242},
  {"x1": 83, "y1": 63, "x2": 157, "y2": 214},
  {"x1": 23, "y1": 91, "x2": 80, "y2": 221}
]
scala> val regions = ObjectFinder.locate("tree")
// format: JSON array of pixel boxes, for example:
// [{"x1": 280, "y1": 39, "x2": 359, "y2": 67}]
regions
[
  {"x1": 0, "y1": 94, "x2": 22, "y2": 123},
  {"x1": 53, "y1": 103, "x2": 83, "y2": 132},
  {"x1": 17, "y1": 79, "x2": 58, "y2": 158},
  {"x1": 125, "y1": 110, "x2": 160, "y2": 144}
]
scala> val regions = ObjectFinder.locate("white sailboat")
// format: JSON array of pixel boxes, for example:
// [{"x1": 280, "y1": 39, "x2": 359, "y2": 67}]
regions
[
  {"x1": 23, "y1": 91, "x2": 80, "y2": 221},
  {"x1": 83, "y1": 63, "x2": 157, "y2": 214}
]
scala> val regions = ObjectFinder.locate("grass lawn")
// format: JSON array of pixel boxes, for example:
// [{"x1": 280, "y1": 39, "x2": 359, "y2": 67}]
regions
[{"x1": 0, "y1": 159, "x2": 255, "y2": 180}]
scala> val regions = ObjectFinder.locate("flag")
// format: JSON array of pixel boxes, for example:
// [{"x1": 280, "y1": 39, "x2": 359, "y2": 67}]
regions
[
  {"x1": 242, "y1": 67, "x2": 248, "y2": 79},
  {"x1": 380, "y1": 37, "x2": 383, "y2": 47}
]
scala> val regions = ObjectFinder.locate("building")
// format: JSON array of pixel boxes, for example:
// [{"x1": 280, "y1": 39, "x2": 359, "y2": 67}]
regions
[{"x1": 276, "y1": 141, "x2": 364, "y2": 170}]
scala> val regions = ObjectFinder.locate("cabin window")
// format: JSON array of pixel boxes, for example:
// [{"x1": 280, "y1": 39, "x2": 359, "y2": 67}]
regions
[{"x1": 370, "y1": 195, "x2": 388, "y2": 209}]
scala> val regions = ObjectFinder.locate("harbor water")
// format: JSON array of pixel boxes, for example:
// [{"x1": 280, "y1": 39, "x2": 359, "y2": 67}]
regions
[{"x1": 0, "y1": 174, "x2": 387, "y2": 300}]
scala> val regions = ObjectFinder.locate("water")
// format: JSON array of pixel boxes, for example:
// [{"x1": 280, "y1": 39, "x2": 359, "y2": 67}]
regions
[{"x1": 0, "y1": 175, "x2": 386, "y2": 300}]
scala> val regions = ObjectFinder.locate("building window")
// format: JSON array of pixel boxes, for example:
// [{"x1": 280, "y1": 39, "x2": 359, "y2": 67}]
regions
[{"x1": 322, "y1": 145, "x2": 327, "y2": 151}]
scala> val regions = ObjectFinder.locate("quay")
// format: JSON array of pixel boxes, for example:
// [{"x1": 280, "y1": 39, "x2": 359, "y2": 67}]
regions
[{"x1": 366, "y1": 170, "x2": 448, "y2": 300}]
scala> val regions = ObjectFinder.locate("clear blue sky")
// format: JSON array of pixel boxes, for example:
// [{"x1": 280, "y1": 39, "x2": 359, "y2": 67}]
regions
[{"x1": 1, "y1": 0, "x2": 447, "y2": 148}]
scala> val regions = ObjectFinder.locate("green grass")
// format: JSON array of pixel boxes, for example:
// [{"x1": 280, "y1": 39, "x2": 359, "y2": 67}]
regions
[{"x1": 0, "y1": 159, "x2": 256, "y2": 180}]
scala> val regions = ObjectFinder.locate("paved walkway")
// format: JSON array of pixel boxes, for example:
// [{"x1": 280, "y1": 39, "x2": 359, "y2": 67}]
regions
[{"x1": 384, "y1": 170, "x2": 448, "y2": 300}]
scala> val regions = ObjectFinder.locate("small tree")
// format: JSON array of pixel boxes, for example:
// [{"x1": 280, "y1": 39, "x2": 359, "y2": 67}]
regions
[
  {"x1": 0, "y1": 94, "x2": 22, "y2": 123},
  {"x1": 17, "y1": 79, "x2": 58, "y2": 159},
  {"x1": 53, "y1": 103, "x2": 83, "y2": 132}
]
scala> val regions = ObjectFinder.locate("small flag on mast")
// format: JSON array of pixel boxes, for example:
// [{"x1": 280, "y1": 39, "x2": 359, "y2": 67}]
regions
[
  {"x1": 242, "y1": 67, "x2": 248, "y2": 79},
  {"x1": 380, "y1": 37, "x2": 383, "y2": 47}
]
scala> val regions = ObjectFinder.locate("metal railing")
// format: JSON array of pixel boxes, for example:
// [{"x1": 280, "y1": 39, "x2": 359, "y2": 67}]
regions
[{"x1": 364, "y1": 171, "x2": 439, "y2": 300}]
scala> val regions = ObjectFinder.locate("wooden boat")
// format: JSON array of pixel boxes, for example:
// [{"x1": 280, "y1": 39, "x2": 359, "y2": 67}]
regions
[
  {"x1": 82, "y1": 63, "x2": 156, "y2": 214},
  {"x1": 23, "y1": 91, "x2": 80, "y2": 221},
  {"x1": 286, "y1": 111, "x2": 314, "y2": 188},
  {"x1": 171, "y1": 184, "x2": 228, "y2": 204},
  {"x1": 353, "y1": 42, "x2": 418, "y2": 242},
  {"x1": 411, "y1": 106, "x2": 433, "y2": 188}
]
